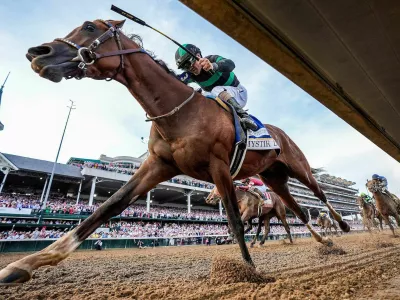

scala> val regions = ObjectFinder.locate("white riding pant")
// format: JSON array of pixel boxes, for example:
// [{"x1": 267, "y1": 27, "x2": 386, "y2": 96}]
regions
[
  {"x1": 205, "y1": 84, "x2": 248, "y2": 108},
  {"x1": 256, "y1": 184, "x2": 267, "y2": 194}
]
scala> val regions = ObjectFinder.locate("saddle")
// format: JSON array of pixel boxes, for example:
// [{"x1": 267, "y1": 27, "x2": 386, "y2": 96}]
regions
[{"x1": 206, "y1": 95, "x2": 280, "y2": 178}]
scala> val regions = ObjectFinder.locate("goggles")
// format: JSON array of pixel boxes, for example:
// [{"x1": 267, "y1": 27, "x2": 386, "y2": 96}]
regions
[{"x1": 177, "y1": 55, "x2": 197, "y2": 71}]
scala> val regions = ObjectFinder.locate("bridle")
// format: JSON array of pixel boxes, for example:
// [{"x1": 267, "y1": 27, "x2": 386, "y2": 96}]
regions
[
  {"x1": 54, "y1": 19, "x2": 196, "y2": 122},
  {"x1": 54, "y1": 20, "x2": 149, "y2": 80},
  {"x1": 366, "y1": 180, "x2": 380, "y2": 193}
]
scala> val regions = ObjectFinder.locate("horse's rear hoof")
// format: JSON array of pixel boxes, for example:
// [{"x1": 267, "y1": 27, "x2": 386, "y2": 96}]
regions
[
  {"x1": 339, "y1": 221, "x2": 350, "y2": 232},
  {"x1": 0, "y1": 265, "x2": 31, "y2": 285}
]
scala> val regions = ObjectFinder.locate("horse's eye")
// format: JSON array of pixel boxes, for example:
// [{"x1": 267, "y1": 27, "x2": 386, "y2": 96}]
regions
[{"x1": 85, "y1": 24, "x2": 96, "y2": 32}]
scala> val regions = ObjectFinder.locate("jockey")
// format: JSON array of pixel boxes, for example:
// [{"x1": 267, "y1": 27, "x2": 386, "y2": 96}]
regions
[
  {"x1": 242, "y1": 177, "x2": 267, "y2": 200},
  {"x1": 360, "y1": 192, "x2": 373, "y2": 204},
  {"x1": 372, "y1": 174, "x2": 388, "y2": 192},
  {"x1": 175, "y1": 44, "x2": 258, "y2": 131}
]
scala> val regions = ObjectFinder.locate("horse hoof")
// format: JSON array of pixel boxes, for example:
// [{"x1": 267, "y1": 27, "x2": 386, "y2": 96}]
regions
[
  {"x1": 0, "y1": 265, "x2": 31, "y2": 285},
  {"x1": 250, "y1": 243, "x2": 254, "y2": 248},
  {"x1": 339, "y1": 221, "x2": 350, "y2": 232}
]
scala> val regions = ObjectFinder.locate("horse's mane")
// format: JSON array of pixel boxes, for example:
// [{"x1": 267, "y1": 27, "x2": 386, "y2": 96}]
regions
[{"x1": 126, "y1": 33, "x2": 181, "y2": 81}]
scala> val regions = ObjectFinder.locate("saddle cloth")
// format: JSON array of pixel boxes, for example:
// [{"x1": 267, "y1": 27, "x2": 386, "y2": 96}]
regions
[
  {"x1": 263, "y1": 192, "x2": 273, "y2": 208},
  {"x1": 247, "y1": 116, "x2": 280, "y2": 151},
  {"x1": 206, "y1": 95, "x2": 280, "y2": 178}
]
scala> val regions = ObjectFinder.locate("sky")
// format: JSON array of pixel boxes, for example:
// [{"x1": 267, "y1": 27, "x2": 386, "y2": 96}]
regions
[{"x1": 0, "y1": 0, "x2": 399, "y2": 195}]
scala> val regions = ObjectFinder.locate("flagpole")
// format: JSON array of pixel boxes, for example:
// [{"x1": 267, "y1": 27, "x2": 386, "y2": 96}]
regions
[{"x1": 0, "y1": 72, "x2": 10, "y2": 131}]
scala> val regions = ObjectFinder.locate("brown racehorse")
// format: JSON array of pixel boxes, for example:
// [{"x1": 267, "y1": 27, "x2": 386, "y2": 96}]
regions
[
  {"x1": 366, "y1": 179, "x2": 400, "y2": 236},
  {"x1": 316, "y1": 213, "x2": 339, "y2": 237},
  {"x1": 356, "y1": 196, "x2": 382, "y2": 232},
  {"x1": 0, "y1": 19, "x2": 349, "y2": 284},
  {"x1": 206, "y1": 187, "x2": 294, "y2": 247}
]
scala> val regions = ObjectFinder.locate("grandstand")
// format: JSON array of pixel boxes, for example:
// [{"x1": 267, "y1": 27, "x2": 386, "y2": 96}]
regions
[{"x1": 0, "y1": 151, "x2": 361, "y2": 246}]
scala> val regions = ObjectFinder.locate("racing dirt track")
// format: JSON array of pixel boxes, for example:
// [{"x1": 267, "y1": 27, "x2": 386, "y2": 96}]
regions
[{"x1": 1, "y1": 232, "x2": 400, "y2": 299}]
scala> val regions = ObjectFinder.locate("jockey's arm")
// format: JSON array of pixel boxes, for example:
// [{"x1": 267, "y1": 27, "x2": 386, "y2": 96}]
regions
[
  {"x1": 206, "y1": 55, "x2": 235, "y2": 73},
  {"x1": 250, "y1": 178, "x2": 264, "y2": 187}
]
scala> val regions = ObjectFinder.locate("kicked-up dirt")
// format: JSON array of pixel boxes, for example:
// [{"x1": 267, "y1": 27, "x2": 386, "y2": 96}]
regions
[{"x1": 0, "y1": 231, "x2": 400, "y2": 299}]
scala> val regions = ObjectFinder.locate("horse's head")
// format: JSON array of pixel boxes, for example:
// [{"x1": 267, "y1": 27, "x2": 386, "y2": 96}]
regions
[
  {"x1": 366, "y1": 179, "x2": 380, "y2": 193},
  {"x1": 205, "y1": 188, "x2": 221, "y2": 205},
  {"x1": 356, "y1": 196, "x2": 364, "y2": 208},
  {"x1": 26, "y1": 19, "x2": 128, "y2": 82}
]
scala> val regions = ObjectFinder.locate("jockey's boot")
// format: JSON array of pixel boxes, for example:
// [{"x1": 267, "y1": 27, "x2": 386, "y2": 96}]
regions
[
  {"x1": 227, "y1": 98, "x2": 258, "y2": 131},
  {"x1": 218, "y1": 91, "x2": 258, "y2": 131}
]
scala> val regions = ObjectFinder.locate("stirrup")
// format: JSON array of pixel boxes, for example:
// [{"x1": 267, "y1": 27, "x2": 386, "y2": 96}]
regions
[{"x1": 241, "y1": 117, "x2": 258, "y2": 131}]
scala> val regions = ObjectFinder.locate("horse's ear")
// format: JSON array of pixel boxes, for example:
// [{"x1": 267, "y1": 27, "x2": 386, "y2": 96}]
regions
[{"x1": 110, "y1": 20, "x2": 126, "y2": 29}]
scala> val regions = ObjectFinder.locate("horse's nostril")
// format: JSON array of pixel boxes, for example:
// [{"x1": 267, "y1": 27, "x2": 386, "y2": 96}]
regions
[{"x1": 27, "y1": 45, "x2": 52, "y2": 57}]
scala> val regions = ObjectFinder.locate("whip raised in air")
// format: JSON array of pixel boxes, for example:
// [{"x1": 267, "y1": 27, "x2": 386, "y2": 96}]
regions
[
  {"x1": 111, "y1": 5, "x2": 198, "y2": 61},
  {"x1": 110, "y1": 5, "x2": 214, "y2": 74}
]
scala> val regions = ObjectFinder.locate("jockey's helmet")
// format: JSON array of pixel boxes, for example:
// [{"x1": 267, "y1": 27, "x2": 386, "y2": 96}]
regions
[
  {"x1": 175, "y1": 44, "x2": 201, "y2": 70},
  {"x1": 360, "y1": 192, "x2": 367, "y2": 197},
  {"x1": 372, "y1": 174, "x2": 380, "y2": 180}
]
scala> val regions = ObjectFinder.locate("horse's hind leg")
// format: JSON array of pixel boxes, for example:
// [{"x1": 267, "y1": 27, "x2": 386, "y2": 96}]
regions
[
  {"x1": 383, "y1": 215, "x2": 396, "y2": 236},
  {"x1": 277, "y1": 210, "x2": 293, "y2": 243},
  {"x1": 0, "y1": 155, "x2": 179, "y2": 285},
  {"x1": 259, "y1": 170, "x2": 331, "y2": 246},
  {"x1": 290, "y1": 166, "x2": 350, "y2": 232}
]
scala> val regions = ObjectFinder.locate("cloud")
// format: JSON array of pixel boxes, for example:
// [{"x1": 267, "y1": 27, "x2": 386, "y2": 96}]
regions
[{"x1": 0, "y1": 0, "x2": 400, "y2": 198}]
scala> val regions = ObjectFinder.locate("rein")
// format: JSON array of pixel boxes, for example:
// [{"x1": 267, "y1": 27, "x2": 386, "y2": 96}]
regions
[
  {"x1": 55, "y1": 20, "x2": 194, "y2": 122},
  {"x1": 145, "y1": 89, "x2": 195, "y2": 122}
]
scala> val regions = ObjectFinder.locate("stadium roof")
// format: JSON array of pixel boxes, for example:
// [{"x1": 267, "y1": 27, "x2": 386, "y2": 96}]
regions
[
  {"x1": 0, "y1": 153, "x2": 83, "y2": 179},
  {"x1": 180, "y1": 0, "x2": 400, "y2": 162}
]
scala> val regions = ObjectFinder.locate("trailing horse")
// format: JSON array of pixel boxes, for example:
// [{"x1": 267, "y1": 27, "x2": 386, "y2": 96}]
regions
[
  {"x1": 206, "y1": 187, "x2": 295, "y2": 247},
  {"x1": 356, "y1": 196, "x2": 382, "y2": 232},
  {"x1": 0, "y1": 19, "x2": 349, "y2": 284},
  {"x1": 316, "y1": 213, "x2": 339, "y2": 237},
  {"x1": 366, "y1": 179, "x2": 400, "y2": 236}
]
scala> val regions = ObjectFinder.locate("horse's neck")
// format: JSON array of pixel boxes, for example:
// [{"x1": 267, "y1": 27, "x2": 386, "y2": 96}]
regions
[
  {"x1": 373, "y1": 191, "x2": 386, "y2": 204},
  {"x1": 116, "y1": 37, "x2": 194, "y2": 130}
]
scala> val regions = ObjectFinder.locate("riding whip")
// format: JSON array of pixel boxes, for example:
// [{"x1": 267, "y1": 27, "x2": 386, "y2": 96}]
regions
[{"x1": 110, "y1": 5, "x2": 214, "y2": 74}]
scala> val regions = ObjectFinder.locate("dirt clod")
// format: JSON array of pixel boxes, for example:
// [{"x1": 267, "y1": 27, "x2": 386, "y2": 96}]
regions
[
  {"x1": 210, "y1": 256, "x2": 274, "y2": 284},
  {"x1": 317, "y1": 244, "x2": 346, "y2": 255}
]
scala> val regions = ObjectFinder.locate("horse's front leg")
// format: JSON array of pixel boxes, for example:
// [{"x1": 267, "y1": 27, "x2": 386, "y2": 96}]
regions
[
  {"x1": 210, "y1": 158, "x2": 254, "y2": 266},
  {"x1": 259, "y1": 215, "x2": 271, "y2": 246},
  {"x1": 243, "y1": 214, "x2": 253, "y2": 234},
  {"x1": 251, "y1": 219, "x2": 262, "y2": 248},
  {"x1": 0, "y1": 155, "x2": 178, "y2": 285}
]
